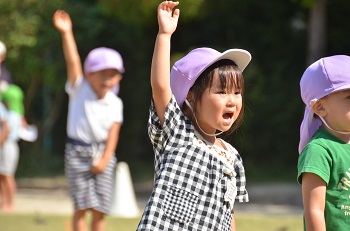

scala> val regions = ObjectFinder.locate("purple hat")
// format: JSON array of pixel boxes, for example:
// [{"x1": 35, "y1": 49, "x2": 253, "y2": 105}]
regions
[
  {"x1": 170, "y1": 47, "x2": 251, "y2": 107},
  {"x1": 83, "y1": 47, "x2": 124, "y2": 74},
  {"x1": 299, "y1": 55, "x2": 350, "y2": 153}
]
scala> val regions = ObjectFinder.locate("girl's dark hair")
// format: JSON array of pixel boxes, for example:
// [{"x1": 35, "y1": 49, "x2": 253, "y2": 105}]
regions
[{"x1": 183, "y1": 59, "x2": 245, "y2": 134}]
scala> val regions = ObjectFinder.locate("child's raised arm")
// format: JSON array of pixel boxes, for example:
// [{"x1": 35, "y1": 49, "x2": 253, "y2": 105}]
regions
[
  {"x1": 53, "y1": 10, "x2": 82, "y2": 86},
  {"x1": 151, "y1": 1, "x2": 180, "y2": 125}
]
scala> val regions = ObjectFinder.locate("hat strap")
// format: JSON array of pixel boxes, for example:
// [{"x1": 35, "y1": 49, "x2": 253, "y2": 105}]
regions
[
  {"x1": 184, "y1": 100, "x2": 224, "y2": 137},
  {"x1": 319, "y1": 117, "x2": 350, "y2": 134}
]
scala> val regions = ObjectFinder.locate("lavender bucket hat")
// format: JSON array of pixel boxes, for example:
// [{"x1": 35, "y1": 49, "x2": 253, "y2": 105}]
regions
[
  {"x1": 299, "y1": 55, "x2": 350, "y2": 153},
  {"x1": 170, "y1": 47, "x2": 251, "y2": 107},
  {"x1": 84, "y1": 47, "x2": 124, "y2": 74}
]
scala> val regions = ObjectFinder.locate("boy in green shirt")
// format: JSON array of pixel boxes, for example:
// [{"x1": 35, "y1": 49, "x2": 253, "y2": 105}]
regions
[{"x1": 298, "y1": 55, "x2": 350, "y2": 231}]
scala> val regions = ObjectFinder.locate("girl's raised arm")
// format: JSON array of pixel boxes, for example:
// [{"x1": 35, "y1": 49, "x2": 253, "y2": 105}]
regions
[{"x1": 151, "y1": 1, "x2": 179, "y2": 125}]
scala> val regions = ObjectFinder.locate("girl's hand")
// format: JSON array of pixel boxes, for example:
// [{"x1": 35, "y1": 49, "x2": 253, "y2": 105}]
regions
[
  {"x1": 53, "y1": 10, "x2": 72, "y2": 34},
  {"x1": 157, "y1": 1, "x2": 180, "y2": 35}
]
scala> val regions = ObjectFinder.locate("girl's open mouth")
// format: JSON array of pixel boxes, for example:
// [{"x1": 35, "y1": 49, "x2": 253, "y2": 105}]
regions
[{"x1": 223, "y1": 113, "x2": 233, "y2": 120}]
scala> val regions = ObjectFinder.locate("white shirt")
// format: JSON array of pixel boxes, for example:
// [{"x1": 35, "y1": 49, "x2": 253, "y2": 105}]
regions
[{"x1": 65, "y1": 75, "x2": 123, "y2": 143}]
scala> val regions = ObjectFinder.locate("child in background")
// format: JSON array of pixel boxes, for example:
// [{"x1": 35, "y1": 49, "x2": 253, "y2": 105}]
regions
[
  {"x1": 298, "y1": 55, "x2": 350, "y2": 231},
  {"x1": 137, "y1": 1, "x2": 251, "y2": 230},
  {"x1": 0, "y1": 41, "x2": 12, "y2": 84},
  {"x1": 0, "y1": 101, "x2": 10, "y2": 211},
  {"x1": 0, "y1": 84, "x2": 24, "y2": 212},
  {"x1": 53, "y1": 10, "x2": 124, "y2": 231}
]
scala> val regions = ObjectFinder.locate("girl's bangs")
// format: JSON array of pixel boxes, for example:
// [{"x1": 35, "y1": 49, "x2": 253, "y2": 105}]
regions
[{"x1": 217, "y1": 65, "x2": 244, "y2": 92}]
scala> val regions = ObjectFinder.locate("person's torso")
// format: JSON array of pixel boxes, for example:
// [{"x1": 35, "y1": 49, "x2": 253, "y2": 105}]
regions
[
  {"x1": 299, "y1": 128, "x2": 350, "y2": 231},
  {"x1": 138, "y1": 96, "x2": 248, "y2": 231},
  {"x1": 65, "y1": 76, "x2": 123, "y2": 143}
]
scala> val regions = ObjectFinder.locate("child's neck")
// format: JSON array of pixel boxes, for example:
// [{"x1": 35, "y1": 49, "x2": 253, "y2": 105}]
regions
[
  {"x1": 194, "y1": 128, "x2": 216, "y2": 144},
  {"x1": 194, "y1": 129, "x2": 228, "y2": 150},
  {"x1": 323, "y1": 125, "x2": 350, "y2": 144}
]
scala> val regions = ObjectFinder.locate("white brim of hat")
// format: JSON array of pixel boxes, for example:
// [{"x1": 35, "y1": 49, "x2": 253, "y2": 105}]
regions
[
  {"x1": 215, "y1": 49, "x2": 252, "y2": 72},
  {"x1": 194, "y1": 49, "x2": 252, "y2": 80}
]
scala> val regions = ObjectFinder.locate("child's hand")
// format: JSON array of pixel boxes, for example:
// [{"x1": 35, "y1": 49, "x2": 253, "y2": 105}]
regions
[
  {"x1": 91, "y1": 157, "x2": 107, "y2": 174},
  {"x1": 53, "y1": 10, "x2": 72, "y2": 34},
  {"x1": 157, "y1": 1, "x2": 180, "y2": 35},
  {"x1": 0, "y1": 55, "x2": 4, "y2": 63}
]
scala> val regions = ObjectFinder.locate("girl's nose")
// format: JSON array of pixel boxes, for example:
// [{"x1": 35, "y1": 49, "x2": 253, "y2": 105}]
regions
[{"x1": 227, "y1": 94, "x2": 236, "y2": 106}]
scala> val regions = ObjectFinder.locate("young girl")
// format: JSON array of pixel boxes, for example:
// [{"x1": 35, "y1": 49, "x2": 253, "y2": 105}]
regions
[
  {"x1": 298, "y1": 55, "x2": 350, "y2": 231},
  {"x1": 137, "y1": 1, "x2": 251, "y2": 230},
  {"x1": 53, "y1": 10, "x2": 124, "y2": 231}
]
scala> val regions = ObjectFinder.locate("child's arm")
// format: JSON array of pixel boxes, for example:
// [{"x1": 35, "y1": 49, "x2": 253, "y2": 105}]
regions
[
  {"x1": 151, "y1": 1, "x2": 180, "y2": 125},
  {"x1": 0, "y1": 55, "x2": 4, "y2": 78},
  {"x1": 301, "y1": 172, "x2": 327, "y2": 231},
  {"x1": 0, "y1": 120, "x2": 9, "y2": 145},
  {"x1": 231, "y1": 213, "x2": 236, "y2": 231},
  {"x1": 53, "y1": 10, "x2": 83, "y2": 86},
  {"x1": 91, "y1": 122, "x2": 121, "y2": 174}
]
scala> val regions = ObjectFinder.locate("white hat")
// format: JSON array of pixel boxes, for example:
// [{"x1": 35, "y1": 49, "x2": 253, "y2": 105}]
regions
[{"x1": 0, "y1": 41, "x2": 7, "y2": 56}]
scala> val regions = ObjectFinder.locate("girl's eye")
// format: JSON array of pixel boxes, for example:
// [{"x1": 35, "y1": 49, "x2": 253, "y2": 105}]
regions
[{"x1": 218, "y1": 91, "x2": 226, "y2": 94}]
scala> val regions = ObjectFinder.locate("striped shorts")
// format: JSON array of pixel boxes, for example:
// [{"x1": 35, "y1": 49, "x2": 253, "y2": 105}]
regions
[{"x1": 65, "y1": 141, "x2": 116, "y2": 214}]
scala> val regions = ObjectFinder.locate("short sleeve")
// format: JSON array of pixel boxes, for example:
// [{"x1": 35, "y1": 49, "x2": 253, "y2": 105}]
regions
[
  {"x1": 297, "y1": 143, "x2": 332, "y2": 185},
  {"x1": 234, "y1": 152, "x2": 249, "y2": 203},
  {"x1": 148, "y1": 95, "x2": 186, "y2": 153},
  {"x1": 65, "y1": 75, "x2": 83, "y2": 95},
  {"x1": 111, "y1": 96, "x2": 123, "y2": 124}
]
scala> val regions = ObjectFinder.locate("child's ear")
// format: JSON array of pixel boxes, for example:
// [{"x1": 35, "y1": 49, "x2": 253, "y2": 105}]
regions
[
  {"x1": 85, "y1": 73, "x2": 94, "y2": 83},
  {"x1": 116, "y1": 74, "x2": 123, "y2": 83},
  {"x1": 311, "y1": 99, "x2": 327, "y2": 117}
]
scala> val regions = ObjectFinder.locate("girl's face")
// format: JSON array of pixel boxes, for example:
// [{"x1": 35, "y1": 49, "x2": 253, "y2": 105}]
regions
[
  {"x1": 86, "y1": 69, "x2": 122, "y2": 99},
  {"x1": 320, "y1": 89, "x2": 350, "y2": 137},
  {"x1": 194, "y1": 74, "x2": 242, "y2": 136}
]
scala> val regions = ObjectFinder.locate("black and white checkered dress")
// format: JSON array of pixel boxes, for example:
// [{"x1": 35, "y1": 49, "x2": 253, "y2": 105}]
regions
[{"x1": 137, "y1": 96, "x2": 248, "y2": 230}]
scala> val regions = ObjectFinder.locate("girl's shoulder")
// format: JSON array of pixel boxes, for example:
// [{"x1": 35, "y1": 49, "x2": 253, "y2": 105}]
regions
[
  {"x1": 218, "y1": 139, "x2": 237, "y2": 153},
  {"x1": 149, "y1": 95, "x2": 190, "y2": 129},
  {"x1": 216, "y1": 138, "x2": 239, "y2": 166}
]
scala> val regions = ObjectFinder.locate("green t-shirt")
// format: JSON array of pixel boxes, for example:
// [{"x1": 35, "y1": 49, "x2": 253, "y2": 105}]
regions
[
  {"x1": 298, "y1": 127, "x2": 350, "y2": 231},
  {"x1": 0, "y1": 84, "x2": 24, "y2": 115}
]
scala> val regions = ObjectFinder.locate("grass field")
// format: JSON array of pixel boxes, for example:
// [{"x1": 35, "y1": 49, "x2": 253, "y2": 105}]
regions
[{"x1": 0, "y1": 213, "x2": 303, "y2": 231}]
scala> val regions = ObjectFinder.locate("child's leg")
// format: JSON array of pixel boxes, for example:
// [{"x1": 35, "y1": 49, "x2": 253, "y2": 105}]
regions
[
  {"x1": 0, "y1": 175, "x2": 4, "y2": 209},
  {"x1": 0, "y1": 174, "x2": 13, "y2": 211},
  {"x1": 91, "y1": 209, "x2": 105, "y2": 231},
  {"x1": 6, "y1": 175, "x2": 16, "y2": 210},
  {"x1": 73, "y1": 209, "x2": 87, "y2": 231}
]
